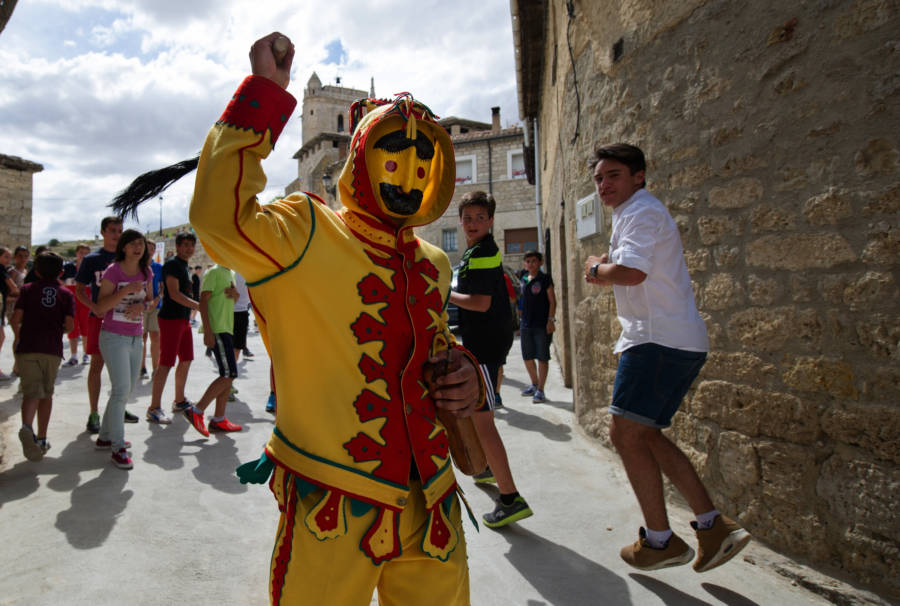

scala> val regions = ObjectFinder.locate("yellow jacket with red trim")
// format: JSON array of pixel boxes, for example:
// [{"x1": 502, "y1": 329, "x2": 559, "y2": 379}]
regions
[{"x1": 190, "y1": 75, "x2": 482, "y2": 563}]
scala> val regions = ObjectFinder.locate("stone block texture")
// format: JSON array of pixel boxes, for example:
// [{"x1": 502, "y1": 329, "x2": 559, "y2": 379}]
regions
[{"x1": 527, "y1": 0, "x2": 900, "y2": 598}]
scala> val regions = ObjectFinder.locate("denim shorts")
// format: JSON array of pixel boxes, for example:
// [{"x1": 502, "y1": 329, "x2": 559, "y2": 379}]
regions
[
  {"x1": 610, "y1": 342, "x2": 706, "y2": 428},
  {"x1": 520, "y1": 326, "x2": 551, "y2": 362}
]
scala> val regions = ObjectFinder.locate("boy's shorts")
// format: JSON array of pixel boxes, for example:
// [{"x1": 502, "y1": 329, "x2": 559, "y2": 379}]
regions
[
  {"x1": 210, "y1": 332, "x2": 238, "y2": 379},
  {"x1": 67, "y1": 296, "x2": 90, "y2": 340},
  {"x1": 610, "y1": 342, "x2": 706, "y2": 429},
  {"x1": 142, "y1": 307, "x2": 159, "y2": 334},
  {"x1": 15, "y1": 353, "x2": 62, "y2": 399},
  {"x1": 232, "y1": 310, "x2": 249, "y2": 351},
  {"x1": 158, "y1": 317, "x2": 194, "y2": 367},
  {"x1": 520, "y1": 326, "x2": 551, "y2": 362},
  {"x1": 85, "y1": 314, "x2": 103, "y2": 355},
  {"x1": 477, "y1": 362, "x2": 501, "y2": 412}
]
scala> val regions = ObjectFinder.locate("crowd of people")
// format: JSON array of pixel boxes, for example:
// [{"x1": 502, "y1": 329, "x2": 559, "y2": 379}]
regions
[{"x1": 0, "y1": 217, "x2": 262, "y2": 470}]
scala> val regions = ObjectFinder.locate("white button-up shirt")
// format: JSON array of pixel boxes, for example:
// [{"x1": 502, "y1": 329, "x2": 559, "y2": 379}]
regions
[{"x1": 609, "y1": 189, "x2": 709, "y2": 354}]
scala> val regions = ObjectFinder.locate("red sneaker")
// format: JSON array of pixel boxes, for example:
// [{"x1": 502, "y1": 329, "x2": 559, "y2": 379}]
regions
[
  {"x1": 111, "y1": 448, "x2": 133, "y2": 470},
  {"x1": 209, "y1": 418, "x2": 242, "y2": 432},
  {"x1": 183, "y1": 407, "x2": 209, "y2": 437},
  {"x1": 95, "y1": 439, "x2": 132, "y2": 451}
]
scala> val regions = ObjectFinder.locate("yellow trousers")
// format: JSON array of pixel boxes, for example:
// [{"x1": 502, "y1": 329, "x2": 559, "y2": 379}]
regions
[{"x1": 269, "y1": 480, "x2": 470, "y2": 606}]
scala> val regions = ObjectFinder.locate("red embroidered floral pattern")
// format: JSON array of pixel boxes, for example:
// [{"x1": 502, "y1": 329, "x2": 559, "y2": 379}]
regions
[{"x1": 343, "y1": 248, "x2": 449, "y2": 483}]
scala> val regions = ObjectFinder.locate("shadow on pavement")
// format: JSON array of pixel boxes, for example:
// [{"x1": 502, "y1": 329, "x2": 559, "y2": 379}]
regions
[
  {"x1": 701, "y1": 583, "x2": 761, "y2": 606},
  {"x1": 0, "y1": 460, "x2": 40, "y2": 509},
  {"x1": 2, "y1": 432, "x2": 114, "y2": 511},
  {"x1": 55, "y1": 465, "x2": 133, "y2": 549},
  {"x1": 142, "y1": 417, "x2": 191, "y2": 471},
  {"x1": 494, "y1": 406, "x2": 572, "y2": 442},
  {"x1": 191, "y1": 433, "x2": 246, "y2": 495},
  {"x1": 499, "y1": 525, "x2": 632, "y2": 606},
  {"x1": 630, "y1": 573, "x2": 715, "y2": 605}
]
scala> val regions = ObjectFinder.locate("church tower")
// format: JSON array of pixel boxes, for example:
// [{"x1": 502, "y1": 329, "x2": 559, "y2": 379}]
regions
[{"x1": 286, "y1": 73, "x2": 370, "y2": 208}]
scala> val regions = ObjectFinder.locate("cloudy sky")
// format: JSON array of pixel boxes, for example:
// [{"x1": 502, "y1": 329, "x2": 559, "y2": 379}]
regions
[{"x1": 0, "y1": 0, "x2": 520, "y2": 245}]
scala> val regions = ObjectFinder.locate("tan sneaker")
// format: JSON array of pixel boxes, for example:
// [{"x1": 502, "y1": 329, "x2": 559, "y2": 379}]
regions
[
  {"x1": 692, "y1": 514, "x2": 751, "y2": 572},
  {"x1": 620, "y1": 528, "x2": 695, "y2": 570}
]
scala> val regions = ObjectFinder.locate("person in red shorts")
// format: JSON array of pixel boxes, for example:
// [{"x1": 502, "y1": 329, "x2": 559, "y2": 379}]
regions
[
  {"x1": 62, "y1": 243, "x2": 91, "y2": 366},
  {"x1": 75, "y1": 217, "x2": 140, "y2": 432},
  {"x1": 146, "y1": 232, "x2": 199, "y2": 424}
]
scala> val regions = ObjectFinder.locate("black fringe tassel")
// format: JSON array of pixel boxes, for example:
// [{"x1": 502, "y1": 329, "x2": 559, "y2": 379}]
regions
[{"x1": 109, "y1": 155, "x2": 200, "y2": 220}]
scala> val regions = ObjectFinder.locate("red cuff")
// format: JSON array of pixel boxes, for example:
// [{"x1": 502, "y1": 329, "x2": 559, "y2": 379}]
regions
[{"x1": 218, "y1": 75, "x2": 297, "y2": 145}]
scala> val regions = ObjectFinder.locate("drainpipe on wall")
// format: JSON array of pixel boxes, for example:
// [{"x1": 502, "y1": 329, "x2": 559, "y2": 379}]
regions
[
  {"x1": 487, "y1": 139, "x2": 493, "y2": 195},
  {"x1": 533, "y1": 119, "x2": 544, "y2": 254}
]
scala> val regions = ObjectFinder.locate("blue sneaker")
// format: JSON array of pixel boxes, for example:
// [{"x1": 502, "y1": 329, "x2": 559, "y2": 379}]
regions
[
  {"x1": 532, "y1": 389, "x2": 546, "y2": 403},
  {"x1": 521, "y1": 385, "x2": 537, "y2": 397},
  {"x1": 265, "y1": 393, "x2": 276, "y2": 414},
  {"x1": 494, "y1": 392, "x2": 504, "y2": 409}
]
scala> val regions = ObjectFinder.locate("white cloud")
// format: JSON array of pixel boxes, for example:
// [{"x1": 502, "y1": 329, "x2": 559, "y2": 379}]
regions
[{"x1": 0, "y1": 0, "x2": 518, "y2": 245}]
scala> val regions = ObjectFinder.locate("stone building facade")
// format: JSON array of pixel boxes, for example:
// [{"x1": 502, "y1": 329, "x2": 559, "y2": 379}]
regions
[
  {"x1": 288, "y1": 75, "x2": 538, "y2": 269},
  {"x1": 419, "y1": 109, "x2": 537, "y2": 268},
  {"x1": 512, "y1": 0, "x2": 899, "y2": 599},
  {"x1": 0, "y1": 154, "x2": 42, "y2": 248}
]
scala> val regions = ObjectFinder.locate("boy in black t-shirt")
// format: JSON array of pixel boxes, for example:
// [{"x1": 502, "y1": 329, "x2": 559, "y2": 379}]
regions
[
  {"x1": 518, "y1": 250, "x2": 556, "y2": 403},
  {"x1": 450, "y1": 191, "x2": 533, "y2": 529},
  {"x1": 147, "y1": 232, "x2": 200, "y2": 423}
]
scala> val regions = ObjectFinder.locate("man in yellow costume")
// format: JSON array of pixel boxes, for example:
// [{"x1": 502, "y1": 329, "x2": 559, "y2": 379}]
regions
[{"x1": 187, "y1": 33, "x2": 483, "y2": 605}]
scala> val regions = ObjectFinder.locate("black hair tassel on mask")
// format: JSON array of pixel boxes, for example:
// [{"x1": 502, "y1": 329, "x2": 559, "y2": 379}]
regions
[{"x1": 109, "y1": 155, "x2": 200, "y2": 220}]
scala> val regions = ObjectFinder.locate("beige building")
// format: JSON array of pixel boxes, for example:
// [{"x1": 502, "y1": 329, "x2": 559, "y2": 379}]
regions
[
  {"x1": 511, "y1": 0, "x2": 899, "y2": 599},
  {"x1": 287, "y1": 75, "x2": 538, "y2": 269},
  {"x1": 0, "y1": 153, "x2": 42, "y2": 247},
  {"x1": 420, "y1": 109, "x2": 537, "y2": 269}
]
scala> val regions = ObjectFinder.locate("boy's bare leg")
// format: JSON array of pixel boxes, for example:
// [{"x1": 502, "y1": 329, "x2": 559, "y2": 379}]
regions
[
  {"x1": 21, "y1": 397, "x2": 38, "y2": 428},
  {"x1": 87, "y1": 354, "x2": 104, "y2": 414},
  {"x1": 196, "y1": 376, "x2": 232, "y2": 413},
  {"x1": 150, "y1": 365, "x2": 172, "y2": 410},
  {"x1": 173, "y1": 360, "x2": 191, "y2": 403},
  {"x1": 472, "y1": 410, "x2": 517, "y2": 494},
  {"x1": 537, "y1": 360, "x2": 549, "y2": 391},
  {"x1": 648, "y1": 430, "x2": 715, "y2": 515},
  {"x1": 36, "y1": 397, "x2": 52, "y2": 438},
  {"x1": 212, "y1": 385, "x2": 231, "y2": 418},
  {"x1": 523, "y1": 359, "x2": 539, "y2": 386},
  {"x1": 149, "y1": 331, "x2": 160, "y2": 372}
]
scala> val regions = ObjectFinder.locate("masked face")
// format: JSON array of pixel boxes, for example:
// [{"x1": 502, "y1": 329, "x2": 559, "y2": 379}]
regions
[{"x1": 365, "y1": 118, "x2": 436, "y2": 218}]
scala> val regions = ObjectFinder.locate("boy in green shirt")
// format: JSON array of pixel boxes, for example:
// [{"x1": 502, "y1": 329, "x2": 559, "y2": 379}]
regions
[{"x1": 184, "y1": 265, "x2": 241, "y2": 436}]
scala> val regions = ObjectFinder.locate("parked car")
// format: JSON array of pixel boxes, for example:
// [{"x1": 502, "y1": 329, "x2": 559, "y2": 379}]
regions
[{"x1": 446, "y1": 265, "x2": 521, "y2": 333}]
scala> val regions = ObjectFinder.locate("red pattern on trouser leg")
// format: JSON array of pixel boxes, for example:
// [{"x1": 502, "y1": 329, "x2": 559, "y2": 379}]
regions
[{"x1": 270, "y1": 477, "x2": 297, "y2": 604}]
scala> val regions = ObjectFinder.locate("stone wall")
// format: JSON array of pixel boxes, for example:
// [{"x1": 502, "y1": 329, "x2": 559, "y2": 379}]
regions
[
  {"x1": 531, "y1": 0, "x2": 898, "y2": 597},
  {"x1": 0, "y1": 154, "x2": 41, "y2": 248}
]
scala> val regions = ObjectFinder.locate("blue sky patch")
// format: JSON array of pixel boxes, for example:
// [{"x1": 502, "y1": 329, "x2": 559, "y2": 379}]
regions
[{"x1": 323, "y1": 38, "x2": 347, "y2": 65}]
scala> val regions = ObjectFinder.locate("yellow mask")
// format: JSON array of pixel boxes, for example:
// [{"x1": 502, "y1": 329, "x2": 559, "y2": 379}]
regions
[{"x1": 364, "y1": 116, "x2": 436, "y2": 218}]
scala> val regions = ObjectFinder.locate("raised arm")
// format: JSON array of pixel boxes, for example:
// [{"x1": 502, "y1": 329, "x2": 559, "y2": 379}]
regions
[{"x1": 189, "y1": 33, "x2": 318, "y2": 285}]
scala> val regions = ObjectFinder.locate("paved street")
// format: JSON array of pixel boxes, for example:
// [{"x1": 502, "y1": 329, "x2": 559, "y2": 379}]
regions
[{"x1": 0, "y1": 324, "x2": 872, "y2": 605}]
